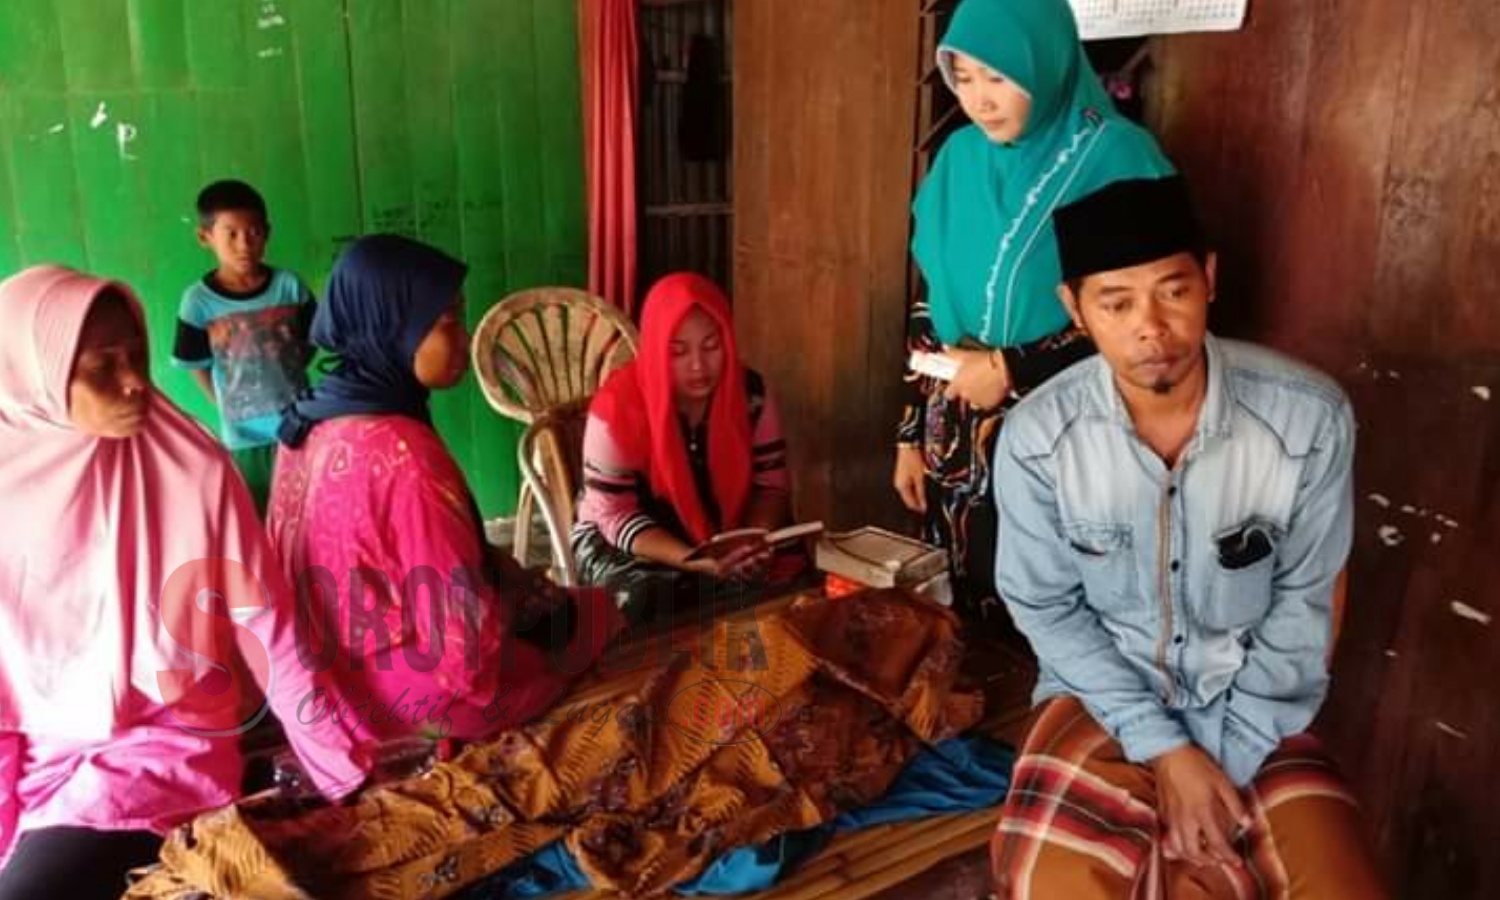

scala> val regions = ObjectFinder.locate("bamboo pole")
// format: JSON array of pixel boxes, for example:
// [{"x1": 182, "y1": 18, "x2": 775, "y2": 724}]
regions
[
  {"x1": 775, "y1": 810, "x2": 983, "y2": 886},
  {"x1": 539, "y1": 814, "x2": 993, "y2": 900},
  {"x1": 758, "y1": 815, "x2": 994, "y2": 900}
]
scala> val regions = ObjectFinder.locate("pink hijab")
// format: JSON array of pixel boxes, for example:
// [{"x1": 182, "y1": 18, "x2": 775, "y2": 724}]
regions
[{"x1": 0, "y1": 266, "x2": 260, "y2": 741}]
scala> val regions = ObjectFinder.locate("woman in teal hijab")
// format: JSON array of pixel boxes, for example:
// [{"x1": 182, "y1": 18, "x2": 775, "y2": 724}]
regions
[{"x1": 892, "y1": 0, "x2": 1174, "y2": 632}]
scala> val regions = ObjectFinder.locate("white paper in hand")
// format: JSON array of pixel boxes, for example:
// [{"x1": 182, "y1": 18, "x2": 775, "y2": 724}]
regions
[{"x1": 909, "y1": 350, "x2": 960, "y2": 383}]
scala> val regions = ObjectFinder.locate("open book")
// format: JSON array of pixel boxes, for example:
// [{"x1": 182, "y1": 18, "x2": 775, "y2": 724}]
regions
[{"x1": 683, "y1": 521, "x2": 825, "y2": 563}]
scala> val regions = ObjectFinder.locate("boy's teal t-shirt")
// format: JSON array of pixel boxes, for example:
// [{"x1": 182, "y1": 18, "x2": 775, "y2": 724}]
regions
[{"x1": 170, "y1": 267, "x2": 315, "y2": 450}]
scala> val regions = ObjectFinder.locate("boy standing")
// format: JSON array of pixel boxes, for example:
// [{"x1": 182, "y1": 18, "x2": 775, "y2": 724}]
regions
[{"x1": 171, "y1": 180, "x2": 315, "y2": 515}]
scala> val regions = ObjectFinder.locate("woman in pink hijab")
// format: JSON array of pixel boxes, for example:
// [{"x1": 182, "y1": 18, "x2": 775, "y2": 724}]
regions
[{"x1": 0, "y1": 266, "x2": 367, "y2": 898}]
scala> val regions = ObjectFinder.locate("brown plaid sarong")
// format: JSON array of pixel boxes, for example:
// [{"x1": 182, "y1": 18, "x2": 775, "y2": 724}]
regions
[{"x1": 991, "y1": 697, "x2": 1388, "y2": 899}]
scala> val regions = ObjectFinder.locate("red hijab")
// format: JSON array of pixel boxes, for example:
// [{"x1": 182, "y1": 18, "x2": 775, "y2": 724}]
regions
[{"x1": 591, "y1": 273, "x2": 751, "y2": 544}]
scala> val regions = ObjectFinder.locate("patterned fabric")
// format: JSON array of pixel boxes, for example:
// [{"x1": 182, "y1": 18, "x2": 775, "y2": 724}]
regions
[
  {"x1": 123, "y1": 590, "x2": 984, "y2": 900},
  {"x1": 991, "y1": 698, "x2": 1387, "y2": 899},
  {"x1": 267, "y1": 415, "x2": 619, "y2": 746},
  {"x1": 897, "y1": 312, "x2": 1093, "y2": 627}
]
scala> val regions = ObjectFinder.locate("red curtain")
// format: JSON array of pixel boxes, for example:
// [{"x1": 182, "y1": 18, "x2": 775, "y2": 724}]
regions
[{"x1": 580, "y1": 0, "x2": 639, "y2": 315}]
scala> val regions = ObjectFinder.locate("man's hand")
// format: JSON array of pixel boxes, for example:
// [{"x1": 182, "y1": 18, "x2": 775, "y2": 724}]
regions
[
  {"x1": 1152, "y1": 744, "x2": 1251, "y2": 868},
  {"x1": 942, "y1": 347, "x2": 1011, "y2": 409}
]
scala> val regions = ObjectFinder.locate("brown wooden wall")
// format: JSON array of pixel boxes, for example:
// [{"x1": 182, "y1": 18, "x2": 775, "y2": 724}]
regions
[
  {"x1": 639, "y1": 0, "x2": 734, "y2": 293},
  {"x1": 1150, "y1": 2, "x2": 1500, "y2": 896},
  {"x1": 732, "y1": 0, "x2": 918, "y2": 531}
]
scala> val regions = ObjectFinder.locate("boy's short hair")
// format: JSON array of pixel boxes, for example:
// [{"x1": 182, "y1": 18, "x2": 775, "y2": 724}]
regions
[{"x1": 196, "y1": 180, "x2": 268, "y2": 229}]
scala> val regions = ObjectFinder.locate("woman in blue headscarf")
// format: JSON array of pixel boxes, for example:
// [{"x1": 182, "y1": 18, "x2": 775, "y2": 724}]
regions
[
  {"x1": 891, "y1": 0, "x2": 1175, "y2": 633},
  {"x1": 270, "y1": 235, "x2": 621, "y2": 751}
]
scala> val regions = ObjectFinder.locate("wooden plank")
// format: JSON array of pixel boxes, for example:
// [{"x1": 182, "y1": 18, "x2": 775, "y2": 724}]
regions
[
  {"x1": 1335, "y1": 359, "x2": 1500, "y2": 896},
  {"x1": 245, "y1": 0, "x2": 316, "y2": 279},
  {"x1": 452, "y1": 0, "x2": 521, "y2": 514},
  {"x1": 348, "y1": 0, "x2": 415, "y2": 237},
  {"x1": 489, "y1": 0, "x2": 548, "y2": 511},
  {"x1": 1151, "y1": 0, "x2": 1500, "y2": 894},
  {"x1": 0, "y1": 0, "x2": 67, "y2": 91},
  {"x1": 400, "y1": 0, "x2": 469, "y2": 451},
  {"x1": 732, "y1": 0, "x2": 773, "y2": 264},
  {"x1": 65, "y1": 90, "x2": 149, "y2": 280},
  {"x1": 183, "y1": 0, "x2": 248, "y2": 91},
  {"x1": 0, "y1": 2, "x2": 79, "y2": 267},
  {"x1": 0, "y1": 0, "x2": 578, "y2": 524},
  {"x1": 493, "y1": 0, "x2": 549, "y2": 289},
  {"x1": 132, "y1": 90, "x2": 211, "y2": 408},
  {"x1": 6, "y1": 92, "x2": 88, "y2": 266},
  {"x1": 733, "y1": 0, "x2": 914, "y2": 531},
  {"x1": 0, "y1": 96, "x2": 23, "y2": 277},
  {"x1": 55, "y1": 0, "x2": 135, "y2": 92},
  {"x1": 450, "y1": 0, "x2": 509, "y2": 319},
  {"x1": 867, "y1": 848, "x2": 991, "y2": 900},
  {"x1": 185, "y1": 0, "x2": 259, "y2": 221},
  {"x1": 847, "y1": 0, "x2": 917, "y2": 533},
  {"x1": 636, "y1": 0, "x2": 734, "y2": 292},
  {"x1": 644, "y1": 201, "x2": 733, "y2": 217},
  {"x1": 533, "y1": 0, "x2": 589, "y2": 285},
  {"x1": 1256, "y1": 0, "x2": 1412, "y2": 363},
  {"x1": 1369, "y1": 0, "x2": 1500, "y2": 355},
  {"x1": 288, "y1": 0, "x2": 364, "y2": 275},
  {"x1": 126, "y1": 0, "x2": 190, "y2": 91},
  {"x1": 1181, "y1": 0, "x2": 1317, "y2": 342}
]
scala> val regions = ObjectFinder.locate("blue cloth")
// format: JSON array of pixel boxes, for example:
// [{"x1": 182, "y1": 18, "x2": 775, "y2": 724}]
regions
[
  {"x1": 279, "y1": 234, "x2": 466, "y2": 447},
  {"x1": 993, "y1": 334, "x2": 1356, "y2": 786},
  {"x1": 460, "y1": 735, "x2": 1014, "y2": 899}
]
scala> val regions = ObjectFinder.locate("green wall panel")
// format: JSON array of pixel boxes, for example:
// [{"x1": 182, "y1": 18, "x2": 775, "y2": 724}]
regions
[{"x1": 0, "y1": 0, "x2": 589, "y2": 517}]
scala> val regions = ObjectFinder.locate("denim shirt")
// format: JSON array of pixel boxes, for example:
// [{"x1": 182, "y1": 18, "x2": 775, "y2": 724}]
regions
[{"x1": 993, "y1": 335, "x2": 1355, "y2": 786}]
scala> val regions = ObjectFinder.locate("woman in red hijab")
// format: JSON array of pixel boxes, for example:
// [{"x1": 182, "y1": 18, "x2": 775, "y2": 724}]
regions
[{"x1": 573, "y1": 273, "x2": 798, "y2": 621}]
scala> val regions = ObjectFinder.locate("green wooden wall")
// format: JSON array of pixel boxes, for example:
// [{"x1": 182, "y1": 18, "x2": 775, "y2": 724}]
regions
[{"x1": 0, "y1": 0, "x2": 588, "y2": 516}]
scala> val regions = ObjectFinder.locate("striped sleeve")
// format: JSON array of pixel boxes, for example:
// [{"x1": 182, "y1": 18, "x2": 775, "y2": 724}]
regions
[
  {"x1": 574, "y1": 412, "x2": 658, "y2": 552},
  {"x1": 750, "y1": 387, "x2": 790, "y2": 492}
]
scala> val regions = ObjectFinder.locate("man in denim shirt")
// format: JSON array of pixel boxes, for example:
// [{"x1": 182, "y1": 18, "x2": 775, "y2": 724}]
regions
[{"x1": 989, "y1": 176, "x2": 1384, "y2": 899}]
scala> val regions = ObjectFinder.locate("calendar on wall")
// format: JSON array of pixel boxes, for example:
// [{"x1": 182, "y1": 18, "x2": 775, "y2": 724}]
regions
[{"x1": 1069, "y1": 0, "x2": 1248, "y2": 40}]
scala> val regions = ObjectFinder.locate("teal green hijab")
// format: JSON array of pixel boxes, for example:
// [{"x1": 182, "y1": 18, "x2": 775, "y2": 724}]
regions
[{"x1": 912, "y1": 0, "x2": 1174, "y2": 348}]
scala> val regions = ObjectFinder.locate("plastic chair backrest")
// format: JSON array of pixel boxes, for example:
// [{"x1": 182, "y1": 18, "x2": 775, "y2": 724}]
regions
[{"x1": 472, "y1": 287, "x2": 638, "y2": 423}]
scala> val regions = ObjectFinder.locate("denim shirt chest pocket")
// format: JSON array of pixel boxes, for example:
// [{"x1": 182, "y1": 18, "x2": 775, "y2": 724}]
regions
[
  {"x1": 1199, "y1": 518, "x2": 1282, "y2": 631},
  {"x1": 1063, "y1": 521, "x2": 1139, "y2": 615}
]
